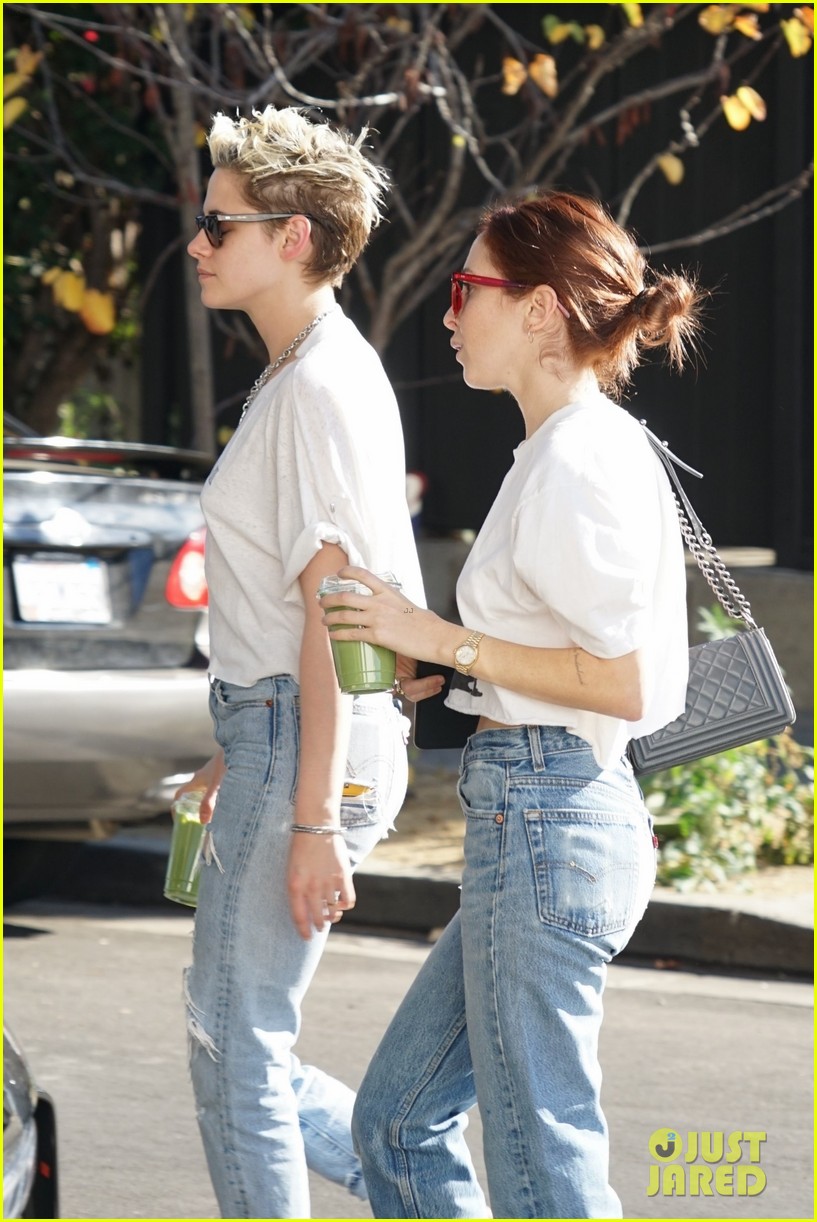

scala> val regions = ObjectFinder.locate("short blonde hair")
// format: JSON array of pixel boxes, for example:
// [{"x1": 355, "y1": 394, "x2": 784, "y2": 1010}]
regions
[{"x1": 207, "y1": 107, "x2": 389, "y2": 285}]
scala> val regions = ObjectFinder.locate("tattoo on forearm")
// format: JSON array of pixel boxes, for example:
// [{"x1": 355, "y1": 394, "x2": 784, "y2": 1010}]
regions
[{"x1": 573, "y1": 648, "x2": 587, "y2": 686}]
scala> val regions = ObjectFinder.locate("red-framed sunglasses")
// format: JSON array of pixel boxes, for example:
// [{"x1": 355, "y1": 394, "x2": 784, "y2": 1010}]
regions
[{"x1": 450, "y1": 272, "x2": 570, "y2": 319}]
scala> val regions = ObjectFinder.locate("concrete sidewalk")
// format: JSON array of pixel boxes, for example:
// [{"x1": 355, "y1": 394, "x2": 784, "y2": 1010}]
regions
[{"x1": 35, "y1": 757, "x2": 813, "y2": 977}]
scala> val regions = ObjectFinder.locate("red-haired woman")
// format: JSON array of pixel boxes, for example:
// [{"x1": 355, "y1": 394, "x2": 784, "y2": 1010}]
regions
[{"x1": 322, "y1": 192, "x2": 705, "y2": 1219}]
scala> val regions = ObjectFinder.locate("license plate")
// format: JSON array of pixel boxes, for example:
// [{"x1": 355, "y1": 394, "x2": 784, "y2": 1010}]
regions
[{"x1": 12, "y1": 556, "x2": 112, "y2": 624}]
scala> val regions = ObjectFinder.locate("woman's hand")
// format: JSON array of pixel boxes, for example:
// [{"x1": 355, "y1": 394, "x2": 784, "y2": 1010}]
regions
[
  {"x1": 173, "y1": 750, "x2": 225, "y2": 825},
  {"x1": 394, "y1": 653, "x2": 446, "y2": 704},
  {"x1": 287, "y1": 832, "x2": 355, "y2": 941},
  {"x1": 320, "y1": 567, "x2": 452, "y2": 700},
  {"x1": 321, "y1": 567, "x2": 647, "y2": 721}
]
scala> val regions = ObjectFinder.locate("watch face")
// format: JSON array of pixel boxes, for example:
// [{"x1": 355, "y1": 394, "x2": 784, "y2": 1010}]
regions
[{"x1": 456, "y1": 644, "x2": 478, "y2": 667}]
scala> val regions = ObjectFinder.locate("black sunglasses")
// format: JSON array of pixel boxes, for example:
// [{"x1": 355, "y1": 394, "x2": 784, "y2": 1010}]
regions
[{"x1": 194, "y1": 211, "x2": 325, "y2": 248}]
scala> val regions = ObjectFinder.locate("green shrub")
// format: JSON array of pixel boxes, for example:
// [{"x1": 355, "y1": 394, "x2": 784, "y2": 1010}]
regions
[{"x1": 640, "y1": 606, "x2": 814, "y2": 891}]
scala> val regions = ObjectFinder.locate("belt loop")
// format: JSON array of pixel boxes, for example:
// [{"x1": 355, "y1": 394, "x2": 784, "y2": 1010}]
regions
[{"x1": 527, "y1": 725, "x2": 546, "y2": 772}]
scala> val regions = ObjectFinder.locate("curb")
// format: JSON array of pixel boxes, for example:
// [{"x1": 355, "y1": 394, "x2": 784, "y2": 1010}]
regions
[
  {"x1": 352, "y1": 872, "x2": 813, "y2": 977},
  {"x1": 38, "y1": 840, "x2": 813, "y2": 977}
]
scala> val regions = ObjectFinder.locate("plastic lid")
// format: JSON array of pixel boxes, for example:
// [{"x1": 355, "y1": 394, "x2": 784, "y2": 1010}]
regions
[{"x1": 317, "y1": 572, "x2": 400, "y2": 597}]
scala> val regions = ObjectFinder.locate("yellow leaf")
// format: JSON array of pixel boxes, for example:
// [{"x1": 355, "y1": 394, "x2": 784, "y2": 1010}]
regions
[
  {"x1": 720, "y1": 94, "x2": 752, "y2": 130},
  {"x1": 40, "y1": 267, "x2": 62, "y2": 286},
  {"x1": 622, "y1": 4, "x2": 644, "y2": 28},
  {"x1": 733, "y1": 13, "x2": 763, "y2": 38},
  {"x1": 795, "y1": 8, "x2": 814, "y2": 34},
  {"x1": 80, "y1": 289, "x2": 116, "y2": 335},
  {"x1": 3, "y1": 73, "x2": 28, "y2": 99},
  {"x1": 546, "y1": 22, "x2": 575, "y2": 44},
  {"x1": 53, "y1": 270, "x2": 87, "y2": 312},
  {"x1": 15, "y1": 45, "x2": 43, "y2": 77},
  {"x1": 736, "y1": 85, "x2": 767, "y2": 120},
  {"x1": 585, "y1": 24, "x2": 606, "y2": 50},
  {"x1": 698, "y1": 6, "x2": 736, "y2": 35},
  {"x1": 451, "y1": 133, "x2": 467, "y2": 148},
  {"x1": 781, "y1": 15, "x2": 813, "y2": 55},
  {"x1": 194, "y1": 123, "x2": 207, "y2": 149},
  {"x1": 3, "y1": 96, "x2": 28, "y2": 129},
  {"x1": 657, "y1": 153, "x2": 685, "y2": 185},
  {"x1": 501, "y1": 57, "x2": 527, "y2": 96},
  {"x1": 528, "y1": 54, "x2": 558, "y2": 99}
]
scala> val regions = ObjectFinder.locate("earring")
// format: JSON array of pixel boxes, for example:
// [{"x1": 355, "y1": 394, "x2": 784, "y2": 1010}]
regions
[{"x1": 527, "y1": 330, "x2": 535, "y2": 344}]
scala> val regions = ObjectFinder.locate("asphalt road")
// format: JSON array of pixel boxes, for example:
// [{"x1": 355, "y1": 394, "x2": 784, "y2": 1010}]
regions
[{"x1": 3, "y1": 900, "x2": 812, "y2": 1221}]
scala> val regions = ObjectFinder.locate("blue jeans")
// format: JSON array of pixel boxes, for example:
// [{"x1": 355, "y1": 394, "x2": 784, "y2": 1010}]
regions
[
  {"x1": 353, "y1": 725, "x2": 656, "y2": 1219},
  {"x1": 184, "y1": 675, "x2": 409, "y2": 1219}
]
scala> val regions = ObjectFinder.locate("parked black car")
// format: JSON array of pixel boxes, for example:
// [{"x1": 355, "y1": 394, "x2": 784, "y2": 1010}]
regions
[
  {"x1": 3, "y1": 1026, "x2": 58, "y2": 1217},
  {"x1": 3, "y1": 427, "x2": 217, "y2": 899}
]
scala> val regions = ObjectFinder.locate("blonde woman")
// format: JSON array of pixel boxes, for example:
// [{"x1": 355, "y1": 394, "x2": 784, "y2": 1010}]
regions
[
  {"x1": 323, "y1": 192, "x2": 704, "y2": 1218},
  {"x1": 178, "y1": 107, "x2": 429, "y2": 1218}
]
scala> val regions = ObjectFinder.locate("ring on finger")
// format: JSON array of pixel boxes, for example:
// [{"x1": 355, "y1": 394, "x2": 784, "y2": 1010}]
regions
[{"x1": 393, "y1": 678, "x2": 407, "y2": 699}]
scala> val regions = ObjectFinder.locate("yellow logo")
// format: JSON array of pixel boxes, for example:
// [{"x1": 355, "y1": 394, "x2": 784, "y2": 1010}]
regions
[
  {"x1": 648, "y1": 1128, "x2": 681, "y2": 1162},
  {"x1": 647, "y1": 1129, "x2": 767, "y2": 1197}
]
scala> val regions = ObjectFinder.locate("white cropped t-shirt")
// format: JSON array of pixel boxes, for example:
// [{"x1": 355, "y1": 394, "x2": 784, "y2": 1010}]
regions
[
  {"x1": 446, "y1": 395, "x2": 689, "y2": 768},
  {"x1": 200, "y1": 308, "x2": 425, "y2": 687}
]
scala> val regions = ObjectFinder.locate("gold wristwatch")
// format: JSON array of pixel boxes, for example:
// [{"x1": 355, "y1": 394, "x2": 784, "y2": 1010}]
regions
[{"x1": 454, "y1": 630, "x2": 484, "y2": 676}]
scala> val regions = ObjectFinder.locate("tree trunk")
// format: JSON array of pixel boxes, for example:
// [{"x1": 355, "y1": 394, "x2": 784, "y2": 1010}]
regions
[
  {"x1": 165, "y1": 6, "x2": 215, "y2": 459},
  {"x1": 24, "y1": 331, "x2": 102, "y2": 435}
]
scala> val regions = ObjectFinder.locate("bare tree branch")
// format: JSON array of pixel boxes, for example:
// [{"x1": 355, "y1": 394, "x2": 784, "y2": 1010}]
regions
[
  {"x1": 7, "y1": 5, "x2": 240, "y2": 106},
  {"x1": 5, "y1": 1, "x2": 811, "y2": 436},
  {"x1": 639, "y1": 165, "x2": 814, "y2": 254}
]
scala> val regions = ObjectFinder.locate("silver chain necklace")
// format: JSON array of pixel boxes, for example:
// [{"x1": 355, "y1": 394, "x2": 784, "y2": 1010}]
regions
[{"x1": 237, "y1": 311, "x2": 331, "y2": 426}]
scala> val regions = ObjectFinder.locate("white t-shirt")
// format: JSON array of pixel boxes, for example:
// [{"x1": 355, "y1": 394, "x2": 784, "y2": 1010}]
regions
[
  {"x1": 200, "y1": 308, "x2": 425, "y2": 687},
  {"x1": 447, "y1": 394, "x2": 689, "y2": 768}
]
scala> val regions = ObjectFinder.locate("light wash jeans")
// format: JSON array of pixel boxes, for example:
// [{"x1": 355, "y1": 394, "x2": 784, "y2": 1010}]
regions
[
  {"x1": 353, "y1": 724, "x2": 657, "y2": 1220},
  {"x1": 184, "y1": 674, "x2": 409, "y2": 1219}
]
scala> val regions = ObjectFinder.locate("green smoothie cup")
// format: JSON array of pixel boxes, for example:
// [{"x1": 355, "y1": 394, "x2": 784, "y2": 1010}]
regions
[
  {"x1": 319, "y1": 572, "x2": 400, "y2": 695},
  {"x1": 164, "y1": 790, "x2": 207, "y2": 907}
]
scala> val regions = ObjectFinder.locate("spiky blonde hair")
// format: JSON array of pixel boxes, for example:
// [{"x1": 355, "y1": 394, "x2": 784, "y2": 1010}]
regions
[{"x1": 207, "y1": 107, "x2": 389, "y2": 285}]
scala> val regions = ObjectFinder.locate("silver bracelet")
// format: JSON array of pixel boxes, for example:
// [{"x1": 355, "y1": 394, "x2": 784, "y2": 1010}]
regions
[{"x1": 290, "y1": 823, "x2": 343, "y2": 836}]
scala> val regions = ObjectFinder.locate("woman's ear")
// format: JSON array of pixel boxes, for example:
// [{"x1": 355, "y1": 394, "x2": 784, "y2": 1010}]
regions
[
  {"x1": 278, "y1": 216, "x2": 314, "y2": 264},
  {"x1": 526, "y1": 285, "x2": 564, "y2": 333}
]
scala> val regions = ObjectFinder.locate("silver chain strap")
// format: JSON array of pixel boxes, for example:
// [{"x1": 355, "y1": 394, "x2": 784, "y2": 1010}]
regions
[
  {"x1": 671, "y1": 494, "x2": 758, "y2": 629},
  {"x1": 641, "y1": 422, "x2": 758, "y2": 631}
]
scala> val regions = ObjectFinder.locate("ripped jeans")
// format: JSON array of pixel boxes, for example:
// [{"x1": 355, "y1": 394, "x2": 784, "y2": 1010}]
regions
[{"x1": 184, "y1": 674, "x2": 409, "y2": 1219}]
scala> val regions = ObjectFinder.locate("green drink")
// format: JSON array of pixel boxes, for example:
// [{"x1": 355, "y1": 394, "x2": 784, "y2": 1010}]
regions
[
  {"x1": 318, "y1": 573, "x2": 399, "y2": 695},
  {"x1": 164, "y1": 790, "x2": 207, "y2": 907}
]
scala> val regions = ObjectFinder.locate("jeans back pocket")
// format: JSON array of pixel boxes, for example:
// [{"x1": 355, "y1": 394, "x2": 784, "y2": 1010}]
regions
[{"x1": 524, "y1": 809, "x2": 643, "y2": 938}]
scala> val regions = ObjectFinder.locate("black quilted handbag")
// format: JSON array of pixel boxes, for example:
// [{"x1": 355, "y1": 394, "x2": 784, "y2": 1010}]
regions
[{"x1": 628, "y1": 426, "x2": 795, "y2": 776}]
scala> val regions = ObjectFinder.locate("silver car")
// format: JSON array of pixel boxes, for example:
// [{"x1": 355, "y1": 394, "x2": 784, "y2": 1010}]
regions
[
  {"x1": 3, "y1": 1026, "x2": 58, "y2": 1218},
  {"x1": 3, "y1": 429, "x2": 216, "y2": 898}
]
